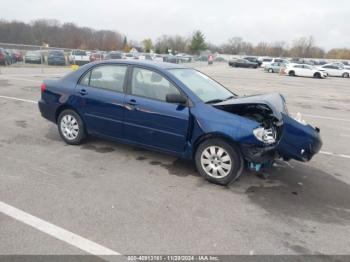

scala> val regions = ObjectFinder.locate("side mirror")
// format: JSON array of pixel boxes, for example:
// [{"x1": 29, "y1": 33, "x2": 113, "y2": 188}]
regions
[{"x1": 166, "y1": 93, "x2": 187, "y2": 105}]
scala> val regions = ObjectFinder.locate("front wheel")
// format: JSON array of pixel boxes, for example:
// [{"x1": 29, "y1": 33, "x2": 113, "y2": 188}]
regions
[
  {"x1": 268, "y1": 68, "x2": 273, "y2": 73},
  {"x1": 342, "y1": 73, "x2": 349, "y2": 78},
  {"x1": 289, "y1": 71, "x2": 295, "y2": 76},
  {"x1": 195, "y1": 138, "x2": 243, "y2": 185},
  {"x1": 58, "y1": 109, "x2": 86, "y2": 145}
]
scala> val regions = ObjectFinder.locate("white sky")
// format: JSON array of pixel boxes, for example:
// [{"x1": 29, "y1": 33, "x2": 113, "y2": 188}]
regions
[{"x1": 1, "y1": 0, "x2": 349, "y2": 50}]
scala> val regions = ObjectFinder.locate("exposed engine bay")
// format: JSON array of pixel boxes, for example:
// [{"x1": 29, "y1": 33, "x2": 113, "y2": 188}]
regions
[{"x1": 213, "y1": 102, "x2": 283, "y2": 144}]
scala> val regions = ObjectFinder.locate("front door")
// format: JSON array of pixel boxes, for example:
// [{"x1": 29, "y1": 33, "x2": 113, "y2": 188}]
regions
[{"x1": 123, "y1": 67, "x2": 190, "y2": 153}]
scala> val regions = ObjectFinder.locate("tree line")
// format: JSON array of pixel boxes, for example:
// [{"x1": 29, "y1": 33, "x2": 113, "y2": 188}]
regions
[
  {"x1": 1, "y1": 19, "x2": 349, "y2": 59},
  {"x1": 0, "y1": 19, "x2": 125, "y2": 51},
  {"x1": 151, "y1": 34, "x2": 350, "y2": 59}
]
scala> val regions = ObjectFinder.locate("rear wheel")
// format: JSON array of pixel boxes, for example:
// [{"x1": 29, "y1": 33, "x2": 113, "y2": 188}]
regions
[
  {"x1": 268, "y1": 68, "x2": 274, "y2": 73},
  {"x1": 314, "y1": 72, "x2": 321, "y2": 78},
  {"x1": 289, "y1": 70, "x2": 295, "y2": 76},
  {"x1": 58, "y1": 109, "x2": 86, "y2": 145},
  {"x1": 342, "y1": 73, "x2": 349, "y2": 78},
  {"x1": 195, "y1": 138, "x2": 243, "y2": 185}
]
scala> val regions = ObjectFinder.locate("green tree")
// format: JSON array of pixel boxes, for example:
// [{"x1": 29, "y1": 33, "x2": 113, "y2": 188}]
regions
[
  {"x1": 189, "y1": 30, "x2": 207, "y2": 54},
  {"x1": 142, "y1": 38, "x2": 153, "y2": 53}
]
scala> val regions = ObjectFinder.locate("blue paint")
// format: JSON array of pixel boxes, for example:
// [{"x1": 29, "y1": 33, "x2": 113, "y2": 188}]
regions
[{"x1": 38, "y1": 60, "x2": 322, "y2": 164}]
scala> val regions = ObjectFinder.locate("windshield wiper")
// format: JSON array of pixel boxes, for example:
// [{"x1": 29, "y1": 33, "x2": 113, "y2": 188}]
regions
[
  {"x1": 205, "y1": 99, "x2": 224, "y2": 104},
  {"x1": 223, "y1": 95, "x2": 235, "y2": 101},
  {"x1": 205, "y1": 96, "x2": 235, "y2": 104}
]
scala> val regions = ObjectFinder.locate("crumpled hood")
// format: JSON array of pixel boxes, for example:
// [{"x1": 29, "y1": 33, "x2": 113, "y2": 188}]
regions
[{"x1": 214, "y1": 92, "x2": 288, "y2": 121}]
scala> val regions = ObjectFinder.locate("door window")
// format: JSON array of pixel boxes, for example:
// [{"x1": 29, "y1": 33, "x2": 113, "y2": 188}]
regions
[
  {"x1": 131, "y1": 67, "x2": 180, "y2": 102},
  {"x1": 79, "y1": 65, "x2": 127, "y2": 92}
]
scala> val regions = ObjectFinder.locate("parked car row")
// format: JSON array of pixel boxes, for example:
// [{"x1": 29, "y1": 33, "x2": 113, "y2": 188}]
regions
[
  {"x1": 86, "y1": 51, "x2": 192, "y2": 64},
  {"x1": 0, "y1": 48, "x2": 24, "y2": 65},
  {"x1": 227, "y1": 55, "x2": 350, "y2": 79}
]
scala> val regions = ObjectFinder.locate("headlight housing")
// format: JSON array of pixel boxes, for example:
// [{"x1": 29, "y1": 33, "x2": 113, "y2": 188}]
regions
[
  {"x1": 253, "y1": 127, "x2": 277, "y2": 144},
  {"x1": 294, "y1": 112, "x2": 307, "y2": 125}
]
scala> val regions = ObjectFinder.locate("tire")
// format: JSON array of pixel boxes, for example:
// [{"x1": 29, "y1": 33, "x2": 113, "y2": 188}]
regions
[
  {"x1": 57, "y1": 109, "x2": 86, "y2": 145},
  {"x1": 195, "y1": 138, "x2": 243, "y2": 185},
  {"x1": 314, "y1": 72, "x2": 321, "y2": 78},
  {"x1": 289, "y1": 71, "x2": 295, "y2": 76},
  {"x1": 342, "y1": 73, "x2": 349, "y2": 78},
  {"x1": 268, "y1": 68, "x2": 273, "y2": 73}
]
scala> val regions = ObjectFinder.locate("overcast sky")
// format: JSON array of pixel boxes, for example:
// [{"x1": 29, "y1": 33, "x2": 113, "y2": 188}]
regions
[{"x1": 1, "y1": 0, "x2": 349, "y2": 50}]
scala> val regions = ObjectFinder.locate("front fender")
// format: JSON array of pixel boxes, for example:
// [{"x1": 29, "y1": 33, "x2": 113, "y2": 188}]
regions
[{"x1": 190, "y1": 104, "x2": 261, "y2": 147}]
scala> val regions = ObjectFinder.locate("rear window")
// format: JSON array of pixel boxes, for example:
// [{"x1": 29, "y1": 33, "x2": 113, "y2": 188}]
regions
[
  {"x1": 73, "y1": 50, "x2": 87, "y2": 56},
  {"x1": 49, "y1": 51, "x2": 64, "y2": 56}
]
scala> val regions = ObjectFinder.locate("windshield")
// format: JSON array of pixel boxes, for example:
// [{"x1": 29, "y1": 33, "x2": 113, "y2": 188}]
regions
[{"x1": 169, "y1": 69, "x2": 234, "y2": 103}]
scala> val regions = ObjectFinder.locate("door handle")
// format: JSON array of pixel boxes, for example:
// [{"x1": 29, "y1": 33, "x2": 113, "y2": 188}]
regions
[
  {"x1": 127, "y1": 99, "x2": 138, "y2": 106},
  {"x1": 78, "y1": 89, "x2": 88, "y2": 96}
]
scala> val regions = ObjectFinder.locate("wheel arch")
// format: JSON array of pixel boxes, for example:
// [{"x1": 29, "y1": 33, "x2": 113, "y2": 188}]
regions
[
  {"x1": 192, "y1": 132, "x2": 242, "y2": 158},
  {"x1": 55, "y1": 104, "x2": 83, "y2": 124}
]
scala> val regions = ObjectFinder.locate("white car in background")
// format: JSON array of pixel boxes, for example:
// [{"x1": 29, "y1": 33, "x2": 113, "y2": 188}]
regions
[
  {"x1": 284, "y1": 63, "x2": 328, "y2": 78},
  {"x1": 318, "y1": 64, "x2": 350, "y2": 78},
  {"x1": 259, "y1": 57, "x2": 273, "y2": 68},
  {"x1": 152, "y1": 54, "x2": 164, "y2": 62},
  {"x1": 68, "y1": 50, "x2": 90, "y2": 65},
  {"x1": 261, "y1": 57, "x2": 289, "y2": 68}
]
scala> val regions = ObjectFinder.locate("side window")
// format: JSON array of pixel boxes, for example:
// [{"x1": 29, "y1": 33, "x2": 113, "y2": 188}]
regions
[
  {"x1": 88, "y1": 65, "x2": 127, "y2": 92},
  {"x1": 79, "y1": 65, "x2": 127, "y2": 92},
  {"x1": 131, "y1": 67, "x2": 180, "y2": 102}
]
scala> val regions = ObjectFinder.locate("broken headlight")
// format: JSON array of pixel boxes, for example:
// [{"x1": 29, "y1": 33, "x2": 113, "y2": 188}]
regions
[
  {"x1": 253, "y1": 127, "x2": 277, "y2": 144},
  {"x1": 294, "y1": 112, "x2": 307, "y2": 125}
]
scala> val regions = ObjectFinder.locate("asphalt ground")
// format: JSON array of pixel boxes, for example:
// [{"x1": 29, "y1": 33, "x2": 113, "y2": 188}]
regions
[{"x1": 0, "y1": 62, "x2": 349, "y2": 258}]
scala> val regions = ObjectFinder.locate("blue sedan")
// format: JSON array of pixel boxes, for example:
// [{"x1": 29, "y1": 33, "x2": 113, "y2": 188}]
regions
[{"x1": 38, "y1": 60, "x2": 322, "y2": 185}]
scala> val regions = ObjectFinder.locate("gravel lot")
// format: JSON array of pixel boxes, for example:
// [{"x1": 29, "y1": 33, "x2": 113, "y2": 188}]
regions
[{"x1": 0, "y1": 62, "x2": 350, "y2": 257}]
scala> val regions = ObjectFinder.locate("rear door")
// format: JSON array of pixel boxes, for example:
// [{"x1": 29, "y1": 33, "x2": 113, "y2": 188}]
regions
[
  {"x1": 123, "y1": 66, "x2": 190, "y2": 153},
  {"x1": 293, "y1": 65, "x2": 304, "y2": 76},
  {"x1": 75, "y1": 64, "x2": 128, "y2": 138},
  {"x1": 302, "y1": 65, "x2": 314, "y2": 77}
]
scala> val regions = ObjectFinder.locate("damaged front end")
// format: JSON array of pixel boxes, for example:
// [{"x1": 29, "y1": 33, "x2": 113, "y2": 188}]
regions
[{"x1": 213, "y1": 93, "x2": 322, "y2": 166}]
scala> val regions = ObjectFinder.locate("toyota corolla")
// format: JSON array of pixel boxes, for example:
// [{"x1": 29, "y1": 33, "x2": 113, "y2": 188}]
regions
[{"x1": 39, "y1": 60, "x2": 322, "y2": 185}]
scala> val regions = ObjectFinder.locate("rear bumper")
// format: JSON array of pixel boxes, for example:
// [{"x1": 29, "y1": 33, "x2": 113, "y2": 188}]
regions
[{"x1": 38, "y1": 99, "x2": 56, "y2": 123}]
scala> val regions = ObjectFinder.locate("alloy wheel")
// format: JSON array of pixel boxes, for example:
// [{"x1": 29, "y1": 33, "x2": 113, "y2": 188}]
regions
[
  {"x1": 200, "y1": 146, "x2": 232, "y2": 178},
  {"x1": 60, "y1": 114, "x2": 79, "y2": 140}
]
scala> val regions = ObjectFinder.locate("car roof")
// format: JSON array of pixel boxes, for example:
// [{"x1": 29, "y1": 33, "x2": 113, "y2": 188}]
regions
[{"x1": 90, "y1": 59, "x2": 188, "y2": 70}]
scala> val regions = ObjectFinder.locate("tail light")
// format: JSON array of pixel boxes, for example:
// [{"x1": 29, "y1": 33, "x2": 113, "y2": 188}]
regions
[{"x1": 41, "y1": 83, "x2": 46, "y2": 93}]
